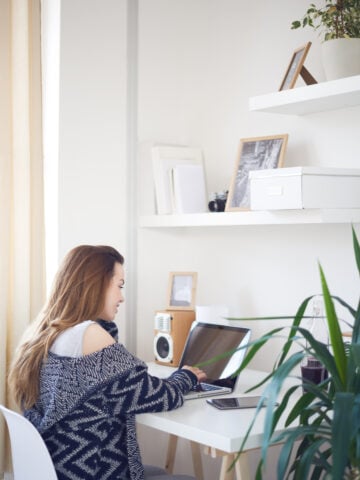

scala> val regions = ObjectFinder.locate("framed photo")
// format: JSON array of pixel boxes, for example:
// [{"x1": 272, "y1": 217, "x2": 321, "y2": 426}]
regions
[
  {"x1": 279, "y1": 42, "x2": 313, "y2": 91},
  {"x1": 225, "y1": 134, "x2": 288, "y2": 212},
  {"x1": 166, "y1": 272, "x2": 197, "y2": 310}
]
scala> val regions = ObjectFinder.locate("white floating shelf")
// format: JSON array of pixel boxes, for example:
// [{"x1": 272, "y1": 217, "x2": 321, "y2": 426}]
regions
[
  {"x1": 249, "y1": 75, "x2": 360, "y2": 115},
  {"x1": 139, "y1": 209, "x2": 360, "y2": 228}
]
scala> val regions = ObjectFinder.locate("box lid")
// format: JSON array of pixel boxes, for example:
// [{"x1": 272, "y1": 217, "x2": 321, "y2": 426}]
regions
[{"x1": 249, "y1": 166, "x2": 360, "y2": 179}]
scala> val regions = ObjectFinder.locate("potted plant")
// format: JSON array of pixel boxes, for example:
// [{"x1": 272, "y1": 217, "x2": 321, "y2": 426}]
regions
[
  {"x1": 231, "y1": 226, "x2": 360, "y2": 479},
  {"x1": 291, "y1": 0, "x2": 360, "y2": 80}
]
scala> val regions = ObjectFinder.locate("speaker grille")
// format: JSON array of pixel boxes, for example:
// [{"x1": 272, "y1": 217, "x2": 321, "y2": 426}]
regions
[
  {"x1": 154, "y1": 312, "x2": 172, "y2": 331},
  {"x1": 156, "y1": 336, "x2": 170, "y2": 359},
  {"x1": 154, "y1": 332, "x2": 173, "y2": 363}
]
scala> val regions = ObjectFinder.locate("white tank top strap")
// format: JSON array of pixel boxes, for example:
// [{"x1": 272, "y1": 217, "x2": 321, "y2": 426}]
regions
[{"x1": 50, "y1": 320, "x2": 96, "y2": 357}]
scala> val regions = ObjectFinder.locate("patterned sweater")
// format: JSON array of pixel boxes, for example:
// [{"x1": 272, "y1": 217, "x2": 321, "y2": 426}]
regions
[{"x1": 25, "y1": 321, "x2": 197, "y2": 480}]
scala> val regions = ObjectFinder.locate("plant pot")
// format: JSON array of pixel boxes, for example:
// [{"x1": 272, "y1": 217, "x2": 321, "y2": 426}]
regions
[{"x1": 321, "y1": 38, "x2": 360, "y2": 81}]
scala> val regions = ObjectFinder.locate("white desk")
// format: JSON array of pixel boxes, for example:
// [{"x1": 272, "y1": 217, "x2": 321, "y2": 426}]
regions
[{"x1": 137, "y1": 364, "x2": 296, "y2": 480}]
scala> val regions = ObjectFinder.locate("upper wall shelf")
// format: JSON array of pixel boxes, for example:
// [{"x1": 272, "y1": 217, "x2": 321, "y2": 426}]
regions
[
  {"x1": 249, "y1": 75, "x2": 360, "y2": 115},
  {"x1": 139, "y1": 210, "x2": 360, "y2": 228},
  {"x1": 140, "y1": 77, "x2": 360, "y2": 229}
]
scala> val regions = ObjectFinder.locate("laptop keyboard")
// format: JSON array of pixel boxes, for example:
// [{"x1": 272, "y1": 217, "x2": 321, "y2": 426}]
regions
[{"x1": 192, "y1": 382, "x2": 220, "y2": 392}]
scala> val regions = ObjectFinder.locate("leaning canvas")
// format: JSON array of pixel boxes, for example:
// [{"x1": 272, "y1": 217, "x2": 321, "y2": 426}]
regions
[
  {"x1": 170, "y1": 164, "x2": 207, "y2": 214},
  {"x1": 151, "y1": 145, "x2": 206, "y2": 215}
]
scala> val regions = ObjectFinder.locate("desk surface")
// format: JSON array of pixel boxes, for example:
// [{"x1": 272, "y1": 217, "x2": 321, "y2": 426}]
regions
[{"x1": 137, "y1": 363, "x2": 296, "y2": 453}]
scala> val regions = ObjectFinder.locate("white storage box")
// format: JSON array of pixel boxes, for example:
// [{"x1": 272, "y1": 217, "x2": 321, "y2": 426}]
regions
[{"x1": 250, "y1": 167, "x2": 360, "y2": 210}]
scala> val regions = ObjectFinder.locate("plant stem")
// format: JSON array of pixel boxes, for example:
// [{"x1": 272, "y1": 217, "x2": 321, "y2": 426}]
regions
[{"x1": 338, "y1": 0, "x2": 343, "y2": 37}]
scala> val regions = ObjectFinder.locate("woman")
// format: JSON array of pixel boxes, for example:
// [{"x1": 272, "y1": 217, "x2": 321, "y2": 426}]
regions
[{"x1": 8, "y1": 245, "x2": 205, "y2": 480}]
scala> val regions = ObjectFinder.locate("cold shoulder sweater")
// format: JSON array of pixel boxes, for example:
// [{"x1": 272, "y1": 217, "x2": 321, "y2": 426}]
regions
[{"x1": 25, "y1": 321, "x2": 197, "y2": 480}]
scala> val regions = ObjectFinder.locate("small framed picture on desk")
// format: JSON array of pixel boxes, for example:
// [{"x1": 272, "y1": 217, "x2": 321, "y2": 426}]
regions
[{"x1": 166, "y1": 272, "x2": 197, "y2": 310}]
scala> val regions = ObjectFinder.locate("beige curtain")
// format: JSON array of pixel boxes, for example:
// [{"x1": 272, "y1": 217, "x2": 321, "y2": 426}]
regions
[{"x1": 0, "y1": 0, "x2": 46, "y2": 474}]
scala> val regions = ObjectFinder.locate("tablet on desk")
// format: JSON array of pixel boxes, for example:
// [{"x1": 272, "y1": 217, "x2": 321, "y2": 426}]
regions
[{"x1": 206, "y1": 396, "x2": 274, "y2": 410}]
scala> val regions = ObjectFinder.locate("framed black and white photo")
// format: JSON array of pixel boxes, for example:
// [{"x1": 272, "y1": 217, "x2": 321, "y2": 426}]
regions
[
  {"x1": 279, "y1": 42, "x2": 316, "y2": 91},
  {"x1": 225, "y1": 134, "x2": 288, "y2": 211},
  {"x1": 166, "y1": 272, "x2": 197, "y2": 310}
]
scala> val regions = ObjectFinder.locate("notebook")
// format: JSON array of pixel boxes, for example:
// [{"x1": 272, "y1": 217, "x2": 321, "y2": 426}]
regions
[{"x1": 178, "y1": 321, "x2": 251, "y2": 400}]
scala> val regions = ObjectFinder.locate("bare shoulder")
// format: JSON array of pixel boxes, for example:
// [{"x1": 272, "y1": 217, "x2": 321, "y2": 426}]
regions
[{"x1": 82, "y1": 322, "x2": 115, "y2": 355}]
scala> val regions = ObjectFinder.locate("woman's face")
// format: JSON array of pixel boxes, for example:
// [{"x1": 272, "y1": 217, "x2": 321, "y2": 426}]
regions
[{"x1": 99, "y1": 262, "x2": 125, "y2": 321}]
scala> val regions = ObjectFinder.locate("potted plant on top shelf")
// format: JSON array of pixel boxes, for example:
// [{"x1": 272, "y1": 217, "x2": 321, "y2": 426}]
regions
[
  {"x1": 228, "y1": 226, "x2": 360, "y2": 479},
  {"x1": 291, "y1": 0, "x2": 360, "y2": 80}
]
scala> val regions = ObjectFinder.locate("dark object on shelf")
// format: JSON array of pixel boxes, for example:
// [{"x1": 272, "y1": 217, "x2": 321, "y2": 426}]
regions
[
  {"x1": 208, "y1": 191, "x2": 228, "y2": 212},
  {"x1": 301, "y1": 356, "x2": 328, "y2": 393}
]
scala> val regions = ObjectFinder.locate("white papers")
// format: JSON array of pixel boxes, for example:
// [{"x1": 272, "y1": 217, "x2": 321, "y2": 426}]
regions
[
  {"x1": 170, "y1": 164, "x2": 207, "y2": 214},
  {"x1": 151, "y1": 145, "x2": 207, "y2": 215}
]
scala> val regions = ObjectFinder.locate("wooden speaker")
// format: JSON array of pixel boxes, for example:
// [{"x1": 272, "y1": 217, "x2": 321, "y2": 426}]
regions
[{"x1": 154, "y1": 310, "x2": 195, "y2": 366}]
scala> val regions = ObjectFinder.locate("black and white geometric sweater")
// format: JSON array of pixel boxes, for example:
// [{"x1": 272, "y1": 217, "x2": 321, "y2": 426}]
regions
[{"x1": 25, "y1": 321, "x2": 197, "y2": 480}]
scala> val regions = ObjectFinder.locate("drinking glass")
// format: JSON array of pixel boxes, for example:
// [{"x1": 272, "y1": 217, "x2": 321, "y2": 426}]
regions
[{"x1": 301, "y1": 356, "x2": 327, "y2": 393}]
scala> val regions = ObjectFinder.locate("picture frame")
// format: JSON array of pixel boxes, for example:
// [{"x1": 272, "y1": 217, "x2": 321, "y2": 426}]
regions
[
  {"x1": 279, "y1": 42, "x2": 317, "y2": 91},
  {"x1": 166, "y1": 272, "x2": 197, "y2": 310},
  {"x1": 225, "y1": 134, "x2": 288, "y2": 212}
]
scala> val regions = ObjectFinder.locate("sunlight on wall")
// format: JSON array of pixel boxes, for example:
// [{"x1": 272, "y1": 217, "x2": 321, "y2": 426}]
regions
[{"x1": 41, "y1": 0, "x2": 60, "y2": 293}]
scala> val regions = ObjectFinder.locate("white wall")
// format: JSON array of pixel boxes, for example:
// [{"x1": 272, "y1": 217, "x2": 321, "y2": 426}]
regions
[
  {"x1": 135, "y1": 1, "x2": 360, "y2": 477},
  {"x1": 136, "y1": 0, "x2": 359, "y2": 364},
  {"x1": 56, "y1": 0, "x2": 132, "y2": 341},
  {"x1": 54, "y1": 1, "x2": 360, "y2": 478}
]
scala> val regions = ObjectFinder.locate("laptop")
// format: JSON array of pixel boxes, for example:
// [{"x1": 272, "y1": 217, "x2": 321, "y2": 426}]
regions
[{"x1": 178, "y1": 321, "x2": 251, "y2": 400}]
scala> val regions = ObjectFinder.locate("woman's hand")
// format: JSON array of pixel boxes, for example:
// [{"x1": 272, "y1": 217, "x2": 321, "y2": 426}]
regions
[{"x1": 182, "y1": 365, "x2": 207, "y2": 383}]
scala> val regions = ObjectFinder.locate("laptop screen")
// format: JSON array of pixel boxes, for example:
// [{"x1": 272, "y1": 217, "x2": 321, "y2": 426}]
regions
[{"x1": 178, "y1": 322, "x2": 251, "y2": 387}]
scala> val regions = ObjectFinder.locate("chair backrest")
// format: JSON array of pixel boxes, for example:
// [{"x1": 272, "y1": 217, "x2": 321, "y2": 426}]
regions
[{"x1": 0, "y1": 405, "x2": 57, "y2": 480}]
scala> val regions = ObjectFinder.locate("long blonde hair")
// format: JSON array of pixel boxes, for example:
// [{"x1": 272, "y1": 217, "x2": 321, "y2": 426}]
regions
[{"x1": 8, "y1": 245, "x2": 124, "y2": 410}]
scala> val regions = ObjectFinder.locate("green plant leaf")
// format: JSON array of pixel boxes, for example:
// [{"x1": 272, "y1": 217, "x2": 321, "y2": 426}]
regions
[
  {"x1": 261, "y1": 352, "x2": 304, "y2": 461},
  {"x1": 235, "y1": 327, "x2": 284, "y2": 372},
  {"x1": 273, "y1": 385, "x2": 299, "y2": 427},
  {"x1": 332, "y1": 393, "x2": 354, "y2": 479},
  {"x1": 330, "y1": 294, "x2": 357, "y2": 320},
  {"x1": 277, "y1": 433, "x2": 295, "y2": 478},
  {"x1": 347, "y1": 344, "x2": 360, "y2": 393},
  {"x1": 350, "y1": 343, "x2": 360, "y2": 368},
  {"x1": 319, "y1": 264, "x2": 347, "y2": 387},
  {"x1": 291, "y1": 20, "x2": 301, "y2": 29},
  {"x1": 352, "y1": 225, "x2": 360, "y2": 276},
  {"x1": 230, "y1": 227, "x2": 360, "y2": 478},
  {"x1": 290, "y1": 0, "x2": 360, "y2": 40},
  {"x1": 354, "y1": 306, "x2": 360, "y2": 342},
  {"x1": 352, "y1": 395, "x2": 360, "y2": 464},
  {"x1": 285, "y1": 390, "x2": 324, "y2": 426},
  {"x1": 275, "y1": 426, "x2": 331, "y2": 478},
  {"x1": 295, "y1": 438, "x2": 331, "y2": 480},
  {"x1": 278, "y1": 296, "x2": 313, "y2": 366}
]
